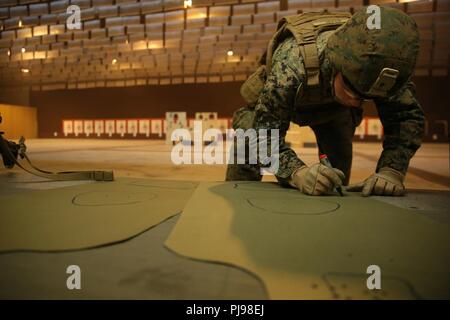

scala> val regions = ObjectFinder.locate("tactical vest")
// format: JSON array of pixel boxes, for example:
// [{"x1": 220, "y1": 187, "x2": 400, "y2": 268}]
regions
[{"x1": 240, "y1": 12, "x2": 351, "y2": 107}]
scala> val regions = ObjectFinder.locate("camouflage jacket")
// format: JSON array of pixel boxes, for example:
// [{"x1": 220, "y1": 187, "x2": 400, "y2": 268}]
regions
[{"x1": 253, "y1": 34, "x2": 425, "y2": 183}]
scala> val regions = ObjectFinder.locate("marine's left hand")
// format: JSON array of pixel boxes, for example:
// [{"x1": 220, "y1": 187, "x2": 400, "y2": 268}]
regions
[{"x1": 346, "y1": 167, "x2": 405, "y2": 196}]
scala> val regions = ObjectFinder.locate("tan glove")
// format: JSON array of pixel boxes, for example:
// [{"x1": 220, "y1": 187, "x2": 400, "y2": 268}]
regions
[
  {"x1": 289, "y1": 163, "x2": 345, "y2": 196},
  {"x1": 346, "y1": 167, "x2": 405, "y2": 197}
]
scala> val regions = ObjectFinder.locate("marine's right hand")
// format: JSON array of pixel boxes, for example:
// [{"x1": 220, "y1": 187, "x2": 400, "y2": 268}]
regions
[{"x1": 289, "y1": 163, "x2": 345, "y2": 196}]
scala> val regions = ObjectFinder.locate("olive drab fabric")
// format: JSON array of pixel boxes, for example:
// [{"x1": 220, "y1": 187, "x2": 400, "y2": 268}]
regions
[
  {"x1": 240, "y1": 65, "x2": 266, "y2": 106},
  {"x1": 240, "y1": 12, "x2": 351, "y2": 106}
]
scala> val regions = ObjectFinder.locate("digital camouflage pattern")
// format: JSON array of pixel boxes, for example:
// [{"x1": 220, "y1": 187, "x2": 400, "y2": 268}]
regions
[
  {"x1": 226, "y1": 8, "x2": 425, "y2": 185},
  {"x1": 326, "y1": 6, "x2": 420, "y2": 98},
  {"x1": 373, "y1": 81, "x2": 424, "y2": 173}
]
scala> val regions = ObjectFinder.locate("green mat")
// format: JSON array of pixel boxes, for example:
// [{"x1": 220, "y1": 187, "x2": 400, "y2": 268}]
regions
[
  {"x1": 166, "y1": 182, "x2": 450, "y2": 299},
  {"x1": 0, "y1": 178, "x2": 198, "y2": 252}
]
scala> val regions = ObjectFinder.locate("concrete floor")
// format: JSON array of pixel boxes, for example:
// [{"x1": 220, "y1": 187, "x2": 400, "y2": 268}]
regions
[
  {"x1": 4, "y1": 138, "x2": 449, "y2": 191},
  {"x1": 0, "y1": 214, "x2": 268, "y2": 300},
  {"x1": 0, "y1": 138, "x2": 449, "y2": 299}
]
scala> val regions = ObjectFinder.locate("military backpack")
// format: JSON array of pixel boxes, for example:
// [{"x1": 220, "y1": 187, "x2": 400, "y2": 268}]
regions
[{"x1": 240, "y1": 12, "x2": 352, "y2": 106}]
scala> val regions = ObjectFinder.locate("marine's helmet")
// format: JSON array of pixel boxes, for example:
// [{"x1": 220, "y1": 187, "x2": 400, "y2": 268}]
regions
[{"x1": 326, "y1": 6, "x2": 420, "y2": 99}]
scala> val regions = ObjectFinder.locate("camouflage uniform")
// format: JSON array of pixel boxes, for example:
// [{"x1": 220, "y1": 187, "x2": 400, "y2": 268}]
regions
[{"x1": 226, "y1": 9, "x2": 425, "y2": 185}]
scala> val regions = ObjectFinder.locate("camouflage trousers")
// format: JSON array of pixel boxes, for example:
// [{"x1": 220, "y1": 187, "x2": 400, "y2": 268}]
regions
[{"x1": 225, "y1": 105, "x2": 363, "y2": 185}]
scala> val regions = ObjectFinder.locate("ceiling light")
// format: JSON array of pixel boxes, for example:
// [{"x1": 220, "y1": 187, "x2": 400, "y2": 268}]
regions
[
  {"x1": 21, "y1": 68, "x2": 30, "y2": 73},
  {"x1": 21, "y1": 47, "x2": 25, "y2": 53},
  {"x1": 227, "y1": 50, "x2": 234, "y2": 56},
  {"x1": 112, "y1": 59, "x2": 117, "y2": 65}
]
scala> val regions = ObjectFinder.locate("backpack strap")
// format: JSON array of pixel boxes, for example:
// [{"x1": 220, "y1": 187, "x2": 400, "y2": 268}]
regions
[{"x1": 285, "y1": 12, "x2": 351, "y2": 102}]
